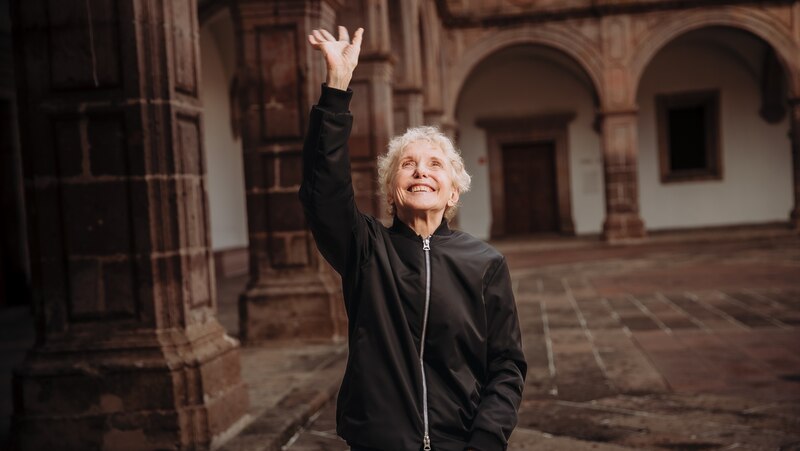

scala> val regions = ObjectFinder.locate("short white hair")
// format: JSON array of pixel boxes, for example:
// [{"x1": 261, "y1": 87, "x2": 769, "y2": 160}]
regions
[{"x1": 377, "y1": 126, "x2": 471, "y2": 221}]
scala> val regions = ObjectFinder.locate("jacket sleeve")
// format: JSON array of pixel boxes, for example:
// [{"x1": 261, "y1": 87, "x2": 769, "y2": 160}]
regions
[
  {"x1": 467, "y1": 257, "x2": 527, "y2": 451},
  {"x1": 298, "y1": 85, "x2": 366, "y2": 276}
]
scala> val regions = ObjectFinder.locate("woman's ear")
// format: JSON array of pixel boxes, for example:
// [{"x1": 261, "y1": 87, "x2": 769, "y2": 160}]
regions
[{"x1": 448, "y1": 190, "x2": 459, "y2": 207}]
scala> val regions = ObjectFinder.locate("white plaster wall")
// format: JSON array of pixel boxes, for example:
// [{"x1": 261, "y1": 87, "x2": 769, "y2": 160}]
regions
[
  {"x1": 637, "y1": 41, "x2": 792, "y2": 230},
  {"x1": 455, "y1": 50, "x2": 604, "y2": 239},
  {"x1": 200, "y1": 12, "x2": 248, "y2": 250}
]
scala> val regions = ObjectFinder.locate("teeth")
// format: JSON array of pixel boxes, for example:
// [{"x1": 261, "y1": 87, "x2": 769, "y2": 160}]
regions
[{"x1": 411, "y1": 186, "x2": 432, "y2": 192}]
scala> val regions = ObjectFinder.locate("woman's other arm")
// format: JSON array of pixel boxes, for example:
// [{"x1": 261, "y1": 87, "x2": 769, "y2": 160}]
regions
[{"x1": 467, "y1": 258, "x2": 527, "y2": 451}]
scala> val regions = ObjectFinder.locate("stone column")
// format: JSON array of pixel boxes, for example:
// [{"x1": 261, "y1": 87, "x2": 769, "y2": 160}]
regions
[
  {"x1": 10, "y1": 0, "x2": 249, "y2": 449},
  {"x1": 349, "y1": 55, "x2": 395, "y2": 217},
  {"x1": 233, "y1": 0, "x2": 348, "y2": 342},
  {"x1": 389, "y1": 0, "x2": 423, "y2": 133},
  {"x1": 790, "y1": 98, "x2": 800, "y2": 230},
  {"x1": 598, "y1": 16, "x2": 646, "y2": 241},
  {"x1": 340, "y1": 0, "x2": 395, "y2": 219},
  {"x1": 599, "y1": 110, "x2": 646, "y2": 241}
]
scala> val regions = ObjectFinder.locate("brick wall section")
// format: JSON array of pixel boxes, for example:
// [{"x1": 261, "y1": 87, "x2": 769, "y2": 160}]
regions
[{"x1": 10, "y1": 0, "x2": 248, "y2": 449}]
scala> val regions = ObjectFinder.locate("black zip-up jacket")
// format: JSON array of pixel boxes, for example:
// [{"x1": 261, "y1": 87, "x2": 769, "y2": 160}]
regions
[{"x1": 299, "y1": 85, "x2": 527, "y2": 451}]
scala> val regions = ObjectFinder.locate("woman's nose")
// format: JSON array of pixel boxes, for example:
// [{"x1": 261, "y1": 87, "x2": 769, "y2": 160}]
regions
[{"x1": 414, "y1": 164, "x2": 429, "y2": 177}]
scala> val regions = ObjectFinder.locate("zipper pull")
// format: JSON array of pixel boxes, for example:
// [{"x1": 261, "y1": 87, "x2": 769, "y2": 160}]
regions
[
  {"x1": 423, "y1": 433, "x2": 431, "y2": 450},
  {"x1": 422, "y1": 237, "x2": 430, "y2": 251}
]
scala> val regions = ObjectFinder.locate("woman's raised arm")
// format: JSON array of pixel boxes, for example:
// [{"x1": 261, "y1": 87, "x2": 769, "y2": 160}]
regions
[{"x1": 299, "y1": 27, "x2": 367, "y2": 277}]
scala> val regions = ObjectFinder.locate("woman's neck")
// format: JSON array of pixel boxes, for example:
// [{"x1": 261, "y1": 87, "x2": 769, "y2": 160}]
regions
[{"x1": 396, "y1": 209, "x2": 445, "y2": 238}]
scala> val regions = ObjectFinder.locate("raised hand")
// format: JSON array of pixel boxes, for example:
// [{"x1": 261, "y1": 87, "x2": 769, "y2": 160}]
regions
[{"x1": 308, "y1": 26, "x2": 364, "y2": 90}]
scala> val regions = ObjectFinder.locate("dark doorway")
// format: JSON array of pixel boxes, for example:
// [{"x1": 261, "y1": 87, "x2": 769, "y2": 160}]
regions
[{"x1": 501, "y1": 141, "x2": 558, "y2": 234}]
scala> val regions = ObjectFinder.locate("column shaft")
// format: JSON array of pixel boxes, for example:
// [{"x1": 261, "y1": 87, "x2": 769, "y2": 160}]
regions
[{"x1": 600, "y1": 110, "x2": 646, "y2": 241}]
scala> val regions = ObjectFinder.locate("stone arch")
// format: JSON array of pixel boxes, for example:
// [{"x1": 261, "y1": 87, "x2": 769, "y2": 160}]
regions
[
  {"x1": 631, "y1": 8, "x2": 800, "y2": 98},
  {"x1": 446, "y1": 26, "x2": 605, "y2": 121}
]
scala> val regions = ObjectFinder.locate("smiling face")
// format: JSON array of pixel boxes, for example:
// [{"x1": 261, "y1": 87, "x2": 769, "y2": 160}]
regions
[{"x1": 389, "y1": 140, "x2": 459, "y2": 223}]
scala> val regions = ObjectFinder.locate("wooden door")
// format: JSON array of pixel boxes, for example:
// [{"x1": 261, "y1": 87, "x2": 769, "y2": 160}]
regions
[{"x1": 502, "y1": 141, "x2": 558, "y2": 235}]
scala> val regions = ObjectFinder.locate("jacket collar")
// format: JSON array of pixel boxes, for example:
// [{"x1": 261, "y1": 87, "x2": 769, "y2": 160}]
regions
[{"x1": 390, "y1": 216, "x2": 452, "y2": 239}]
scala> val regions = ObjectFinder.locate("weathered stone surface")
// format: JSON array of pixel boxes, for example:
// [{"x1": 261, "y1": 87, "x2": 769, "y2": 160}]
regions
[
  {"x1": 233, "y1": 0, "x2": 345, "y2": 342},
  {"x1": 10, "y1": 0, "x2": 249, "y2": 448}
]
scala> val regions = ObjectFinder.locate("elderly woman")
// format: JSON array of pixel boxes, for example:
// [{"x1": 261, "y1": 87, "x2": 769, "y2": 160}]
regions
[{"x1": 300, "y1": 26, "x2": 526, "y2": 451}]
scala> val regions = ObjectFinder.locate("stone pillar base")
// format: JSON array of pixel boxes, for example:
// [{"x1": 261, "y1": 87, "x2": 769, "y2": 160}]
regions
[
  {"x1": 603, "y1": 213, "x2": 647, "y2": 242},
  {"x1": 239, "y1": 272, "x2": 344, "y2": 343},
  {"x1": 11, "y1": 322, "x2": 249, "y2": 451}
]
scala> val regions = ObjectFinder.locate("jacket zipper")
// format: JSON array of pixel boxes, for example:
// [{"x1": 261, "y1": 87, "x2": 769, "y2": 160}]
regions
[{"x1": 420, "y1": 236, "x2": 432, "y2": 451}]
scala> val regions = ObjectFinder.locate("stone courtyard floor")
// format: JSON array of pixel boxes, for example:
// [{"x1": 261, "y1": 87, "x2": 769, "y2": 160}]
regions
[
  {"x1": 2, "y1": 228, "x2": 799, "y2": 450},
  {"x1": 281, "y1": 229, "x2": 800, "y2": 450}
]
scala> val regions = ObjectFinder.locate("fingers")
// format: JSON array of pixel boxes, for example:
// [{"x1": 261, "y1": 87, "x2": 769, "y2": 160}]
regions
[
  {"x1": 353, "y1": 27, "x2": 364, "y2": 48},
  {"x1": 338, "y1": 26, "x2": 350, "y2": 43},
  {"x1": 308, "y1": 26, "x2": 365, "y2": 48},
  {"x1": 312, "y1": 29, "x2": 328, "y2": 43},
  {"x1": 320, "y1": 28, "x2": 337, "y2": 42}
]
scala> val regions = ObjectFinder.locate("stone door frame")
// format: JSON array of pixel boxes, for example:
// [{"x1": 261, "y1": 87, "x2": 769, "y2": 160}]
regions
[{"x1": 477, "y1": 113, "x2": 576, "y2": 238}]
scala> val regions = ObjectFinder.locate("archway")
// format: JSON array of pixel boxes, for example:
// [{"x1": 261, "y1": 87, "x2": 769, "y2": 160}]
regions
[
  {"x1": 636, "y1": 26, "x2": 793, "y2": 230},
  {"x1": 455, "y1": 44, "x2": 603, "y2": 239},
  {"x1": 631, "y1": 9, "x2": 799, "y2": 99}
]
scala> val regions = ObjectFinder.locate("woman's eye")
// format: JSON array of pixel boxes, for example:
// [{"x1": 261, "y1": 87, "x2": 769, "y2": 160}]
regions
[
  {"x1": 402, "y1": 161, "x2": 414, "y2": 168},
  {"x1": 430, "y1": 160, "x2": 442, "y2": 168}
]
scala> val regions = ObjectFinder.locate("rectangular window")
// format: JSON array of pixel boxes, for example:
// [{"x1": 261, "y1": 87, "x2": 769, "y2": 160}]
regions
[{"x1": 656, "y1": 90, "x2": 722, "y2": 183}]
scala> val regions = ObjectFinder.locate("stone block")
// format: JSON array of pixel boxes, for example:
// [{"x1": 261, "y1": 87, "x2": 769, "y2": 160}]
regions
[
  {"x1": 179, "y1": 179, "x2": 207, "y2": 249},
  {"x1": 52, "y1": 116, "x2": 83, "y2": 177},
  {"x1": 88, "y1": 114, "x2": 128, "y2": 176},
  {"x1": 242, "y1": 151, "x2": 269, "y2": 190},
  {"x1": 61, "y1": 181, "x2": 132, "y2": 255},
  {"x1": 240, "y1": 284, "x2": 337, "y2": 341},
  {"x1": 127, "y1": 179, "x2": 155, "y2": 254},
  {"x1": 187, "y1": 251, "x2": 213, "y2": 308},
  {"x1": 176, "y1": 115, "x2": 202, "y2": 175},
  {"x1": 246, "y1": 192, "x2": 267, "y2": 233},
  {"x1": 141, "y1": 179, "x2": 180, "y2": 253},
  {"x1": 279, "y1": 153, "x2": 302, "y2": 187},
  {"x1": 170, "y1": 0, "x2": 198, "y2": 96},
  {"x1": 266, "y1": 192, "x2": 305, "y2": 232},
  {"x1": 102, "y1": 258, "x2": 139, "y2": 318},
  {"x1": 48, "y1": 0, "x2": 121, "y2": 90},
  {"x1": 255, "y1": 26, "x2": 303, "y2": 140},
  {"x1": 67, "y1": 258, "x2": 103, "y2": 318},
  {"x1": 30, "y1": 184, "x2": 66, "y2": 260}
]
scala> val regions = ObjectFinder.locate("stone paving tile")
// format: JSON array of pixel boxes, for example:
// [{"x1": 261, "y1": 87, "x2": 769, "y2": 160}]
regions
[
  {"x1": 285, "y1": 403, "x2": 348, "y2": 450},
  {"x1": 763, "y1": 288, "x2": 800, "y2": 311},
  {"x1": 632, "y1": 329, "x2": 734, "y2": 394},
  {"x1": 520, "y1": 398, "x2": 800, "y2": 450},
  {"x1": 591, "y1": 329, "x2": 668, "y2": 395},
  {"x1": 508, "y1": 428, "x2": 631, "y2": 450}
]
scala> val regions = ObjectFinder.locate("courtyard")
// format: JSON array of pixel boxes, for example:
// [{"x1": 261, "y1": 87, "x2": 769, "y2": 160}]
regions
[{"x1": 2, "y1": 228, "x2": 799, "y2": 450}]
